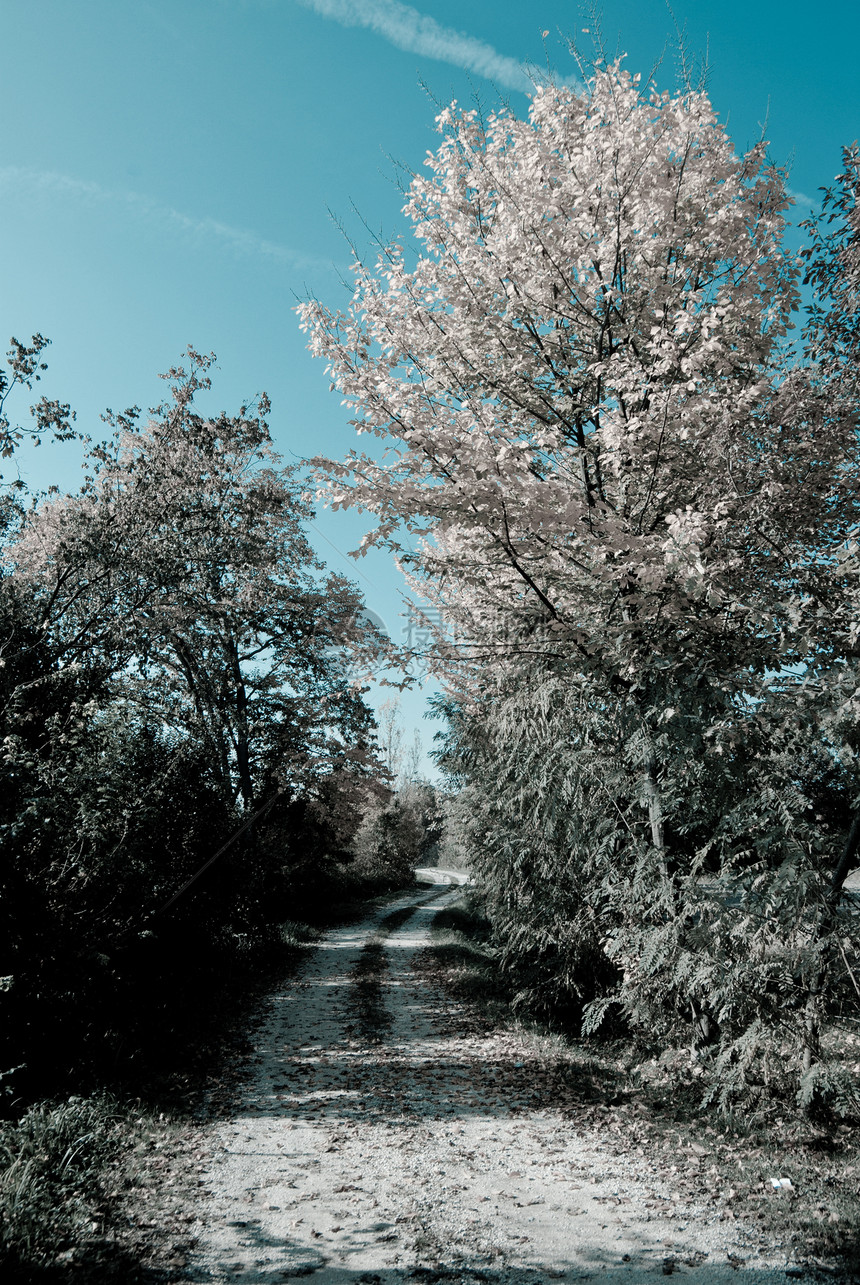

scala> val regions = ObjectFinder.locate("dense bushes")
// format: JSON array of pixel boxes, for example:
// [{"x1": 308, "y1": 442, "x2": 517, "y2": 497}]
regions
[
  {"x1": 0, "y1": 696, "x2": 237, "y2": 1098},
  {"x1": 0, "y1": 622, "x2": 389, "y2": 1102},
  {"x1": 0, "y1": 345, "x2": 414, "y2": 1106},
  {"x1": 351, "y1": 781, "x2": 442, "y2": 888},
  {"x1": 435, "y1": 672, "x2": 860, "y2": 1117}
]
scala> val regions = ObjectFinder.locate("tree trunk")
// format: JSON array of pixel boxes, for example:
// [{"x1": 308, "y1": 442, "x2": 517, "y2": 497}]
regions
[
  {"x1": 643, "y1": 746, "x2": 665, "y2": 856},
  {"x1": 827, "y1": 808, "x2": 860, "y2": 913},
  {"x1": 802, "y1": 991, "x2": 821, "y2": 1078},
  {"x1": 227, "y1": 637, "x2": 254, "y2": 811},
  {"x1": 801, "y1": 808, "x2": 860, "y2": 1098}
]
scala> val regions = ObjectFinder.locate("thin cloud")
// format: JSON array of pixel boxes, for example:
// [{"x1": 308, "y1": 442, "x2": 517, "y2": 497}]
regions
[
  {"x1": 0, "y1": 166, "x2": 330, "y2": 273},
  {"x1": 296, "y1": 0, "x2": 577, "y2": 95},
  {"x1": 787, "y1": 188, "x2": 817, "y2": 211}
]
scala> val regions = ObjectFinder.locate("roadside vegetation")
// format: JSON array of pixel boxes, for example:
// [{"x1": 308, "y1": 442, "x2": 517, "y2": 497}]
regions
[
  {"x1": 4, "y1": 42, "x2": 860, "y2": 1281},
  {"x1": 426, "y1": 893, "x2": 860, "y2": 1279},
  {"x1": 0, "y1": 343, "x2": 444, "y2": 1276},
  {"x1": 0, "y1": 1097, "x2": 124, "y2": 1280},
  {"x1": 303, "y1": 58, "x2": 860, "y2": 1123}
]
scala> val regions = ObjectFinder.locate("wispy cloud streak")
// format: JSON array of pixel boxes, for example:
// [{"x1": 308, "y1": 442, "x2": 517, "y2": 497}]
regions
[
  {"x1": 787, "y1": 187, "x2": 816, "y2": 211},
  {"x1": 0, "y1": 166, "x2": 329, "y2": 272},
  {"x1": 296, "y1": 0, "x2": 576, "y2": 94}
]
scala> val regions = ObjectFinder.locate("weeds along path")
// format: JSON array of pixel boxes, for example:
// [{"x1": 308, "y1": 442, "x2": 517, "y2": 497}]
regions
[{"x1": 186, "y1": 888, "x2": 793, "y2": 1285}]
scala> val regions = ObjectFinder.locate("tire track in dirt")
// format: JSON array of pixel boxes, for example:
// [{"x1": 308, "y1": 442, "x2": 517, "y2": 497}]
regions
[{"x1": 185, "y1": 888, "x2": 794, "y2": 1284}]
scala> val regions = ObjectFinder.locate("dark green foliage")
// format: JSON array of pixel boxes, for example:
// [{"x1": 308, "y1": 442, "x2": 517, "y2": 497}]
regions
[
  {"x1": 434, "y1": 672, "x2": 860, "y2": 1119},
  {"x1": 351, "y1": 785, "x2": 435, "y2": 889},
  {"x1": 0, "y1": 669, "x2": 236, "y2": 1098},
  {"x1": 0, "y1": 348, "x2": 411, "y2": 1106},
  {"x1": 0, "y1": 624, "x2": 398, "y2": 1102}
]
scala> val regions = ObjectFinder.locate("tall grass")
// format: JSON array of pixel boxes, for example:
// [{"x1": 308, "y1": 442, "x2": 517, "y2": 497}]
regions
[{"x1": 0, "y1": 1096, "x2": 120, "y2": 1274}]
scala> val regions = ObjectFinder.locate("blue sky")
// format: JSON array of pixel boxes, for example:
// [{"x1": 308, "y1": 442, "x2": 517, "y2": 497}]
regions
[{"x1": 2, "y1": 0, "x2": 858, "y2": 774}]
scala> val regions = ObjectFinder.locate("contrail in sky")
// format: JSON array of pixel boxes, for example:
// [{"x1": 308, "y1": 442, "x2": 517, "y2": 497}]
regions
[
  {"x1": 295, "y1": 0, "x2": 576, "y2": 94},
  {"x1": 0, "y1": 166, "x2": 329, "y2": 272}
]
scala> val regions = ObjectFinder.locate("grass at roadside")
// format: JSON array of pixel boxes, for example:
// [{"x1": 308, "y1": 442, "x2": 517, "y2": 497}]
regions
[
  {"x1": 0, "y1": 1094, "x2": 227, "y2": 1283},
  {"x1": 0, "y1": 1095, "x2": 201, "y2": 1283},
  {"x1": 428, "y1": 897, "x2": 511, "y2": 1022},
  {"x1": 0, "y1": 1096, "x2": 122, "y2": 1280},
  {"x1": 424, "y1": 890, "x2": 860, "y2": 1283},
  {"x1": 348, "y1": 896, "x2": 447, "y2": 1043},
  {"x1": 0, "y1": 925, "x2": 319, "y2": 1281}
]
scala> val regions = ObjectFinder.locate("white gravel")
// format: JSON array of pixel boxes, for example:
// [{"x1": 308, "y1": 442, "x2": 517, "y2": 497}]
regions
[{"x1": 185, "y1": 887, "x2": 797, "y2": 1284}]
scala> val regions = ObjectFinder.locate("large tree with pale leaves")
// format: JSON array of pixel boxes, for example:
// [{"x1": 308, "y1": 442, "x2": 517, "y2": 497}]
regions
[
  {"x1": 300, "y1": 61, "x2": 859, "y2": 840},
  {"x1": 301, "y1": 62, "x2": 860, "y2": 1112}
]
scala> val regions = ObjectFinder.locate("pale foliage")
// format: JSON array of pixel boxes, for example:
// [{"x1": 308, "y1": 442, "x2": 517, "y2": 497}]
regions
[
  {"x1": 301, "y1": 63, "x2": 860, "y2": 1113},
  {"x1": 299, "y1": 62, "x2": 857, "y2": 698}
]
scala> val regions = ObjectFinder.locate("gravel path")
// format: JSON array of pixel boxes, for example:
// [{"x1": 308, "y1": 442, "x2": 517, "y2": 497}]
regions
[{"x1": 185, "y1": 886, "x2": 795, "y2": 1284}]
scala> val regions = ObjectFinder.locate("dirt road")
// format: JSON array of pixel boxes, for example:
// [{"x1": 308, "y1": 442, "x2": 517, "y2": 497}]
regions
[{"x1": 186, "y1": 886, "x2": 793, "y2": 1283}]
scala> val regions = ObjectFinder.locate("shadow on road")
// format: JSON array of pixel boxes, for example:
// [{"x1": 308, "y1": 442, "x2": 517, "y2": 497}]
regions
[{"x1": 183, "y1": 889, "x2": 836, "y2": 1284}]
